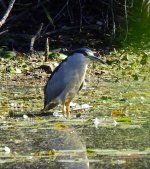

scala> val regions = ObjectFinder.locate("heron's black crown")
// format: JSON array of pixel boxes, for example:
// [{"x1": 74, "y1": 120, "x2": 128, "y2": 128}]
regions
[{"x1": 71, "y1": 48, "x2": 93, "y2": 57}]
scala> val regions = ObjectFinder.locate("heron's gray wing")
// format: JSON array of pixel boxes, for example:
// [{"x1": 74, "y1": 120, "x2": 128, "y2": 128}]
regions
[
  {"x1": 44, "y1": 53, "x2": 87, "y2": 110},
  {"x1": 44, "y1": 59, "x2": 68, "y2": 109}
]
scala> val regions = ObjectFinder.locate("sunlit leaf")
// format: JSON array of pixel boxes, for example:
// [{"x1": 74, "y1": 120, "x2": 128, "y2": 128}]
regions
[
  {"x1": 15, "y1": 68, "x2": 22, "y2": 74},
  {"x1": 35, "y1": 116, "x2": 43, "y2": 120},
  {"x1": 49, "y1": 149, "x2": 57, "y2": 159},
  {"x1": 111, "y1": 110, "x2": 125, "y2": 117},
  {"x1": 34, "y1": 152, "x2": 42, "y2": 158},
  {"x1": 4, "y1": 146, "x2": 11, "y2": 154},
  {"x1": 116, "y1": 117, "x2": 131, "y2": 123},
  {"x1": 87, "y1": 148, "x2": 94, "y2": 156},
  {"x1": 49, "y1": 149, "x2": 55, "y2": 156},
  {"x1": 54, "y1": 123, "x2": 68, "y2": 129},
  {"x1": 94, "y1": 117, "x2": 100, "y2": 128}
]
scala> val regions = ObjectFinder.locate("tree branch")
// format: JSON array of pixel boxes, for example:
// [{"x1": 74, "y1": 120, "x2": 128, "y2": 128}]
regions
[
  {"x1": 0, "y1": 29, "x2": 8, "y2": 36},
  {"x1": 0, "y1": 0, "x2": 16, "y2": 29},
  {"x1": 30, "y1": 23, "x2": 43, "y2": 53}
]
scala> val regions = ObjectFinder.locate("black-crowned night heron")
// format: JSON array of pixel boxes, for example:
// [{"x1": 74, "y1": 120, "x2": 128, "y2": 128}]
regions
[{"x1": 44, "y1": 48, "x2": 105, "y2": 118}]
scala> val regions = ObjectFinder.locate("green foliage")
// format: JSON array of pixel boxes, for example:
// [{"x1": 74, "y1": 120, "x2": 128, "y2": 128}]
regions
[
  {"x1": 106, "y1": 47, "x2": 150, "y2": 81},
  {"x1": 140, "y1": 52, "x2": 148, "y2": 65},
  {"x1": 116, "y1": 0, "x2": 150, "y2": 47},
  {"x1": 49, "y1": 52, "x2": 67, "y2": 60},
  {"x1": 0, "y1": 51, "x2": 16, "y2": 59}
]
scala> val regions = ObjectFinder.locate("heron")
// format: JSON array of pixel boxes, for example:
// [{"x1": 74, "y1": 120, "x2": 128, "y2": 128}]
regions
[{"x1": 44, "y1": 48, "x2": 105, "y2": 118}]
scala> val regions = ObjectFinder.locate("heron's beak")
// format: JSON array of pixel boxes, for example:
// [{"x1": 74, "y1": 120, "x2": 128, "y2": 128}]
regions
[{"x1": 88, "y1": 55, "x2": 106, "y2": 64}]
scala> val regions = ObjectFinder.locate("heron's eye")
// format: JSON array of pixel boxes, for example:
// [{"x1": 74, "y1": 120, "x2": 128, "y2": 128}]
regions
[{"x1": 81, "y1": 51, "x2": 88, "y2": 56}]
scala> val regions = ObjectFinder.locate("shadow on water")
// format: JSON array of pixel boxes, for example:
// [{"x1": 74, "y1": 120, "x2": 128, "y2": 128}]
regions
[{"x1": 0, "y1": 119, "x2": 89, "y2": 169}]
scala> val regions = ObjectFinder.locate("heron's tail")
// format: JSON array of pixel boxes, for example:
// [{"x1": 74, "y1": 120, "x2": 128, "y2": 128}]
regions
[{"x1": 44, "y1": 102, "x2": 58, "y2": 111}]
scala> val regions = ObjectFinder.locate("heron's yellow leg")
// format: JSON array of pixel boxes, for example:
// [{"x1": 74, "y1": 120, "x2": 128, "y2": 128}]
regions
[
  {"x1": 65, "y1": 101, "x2": 71, "y2": 119},
  {"x1": 62, "y1": 104, "x2": 67, "y2": 118}
]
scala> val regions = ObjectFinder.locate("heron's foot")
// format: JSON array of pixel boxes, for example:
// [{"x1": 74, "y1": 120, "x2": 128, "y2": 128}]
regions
[
  {"x1": 62, "y1": 112, "x2": 71, "y2": 119},
  {"x1": 63, "y1": 113, "x2": 67, "y2": 119},
  {"x1": 62, "y1": 105, "x2": 67, "y2": 118},
  {"x1": 66, "y1": 111, "x2": 71, "y2": 119},
  {"x1": 61, "y1": 100, "x2": 71, "y2": 119},
  {"x1": 65, "y1": 101, "x2": 71, "y2": 119}
]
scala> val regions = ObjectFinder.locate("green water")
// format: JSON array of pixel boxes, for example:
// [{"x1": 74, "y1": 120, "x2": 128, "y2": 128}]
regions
[{"x1": 0, "y1": 71, "x2": 150, "y2": 169}]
